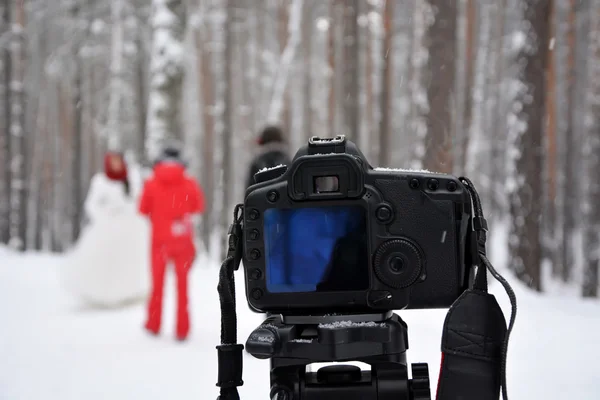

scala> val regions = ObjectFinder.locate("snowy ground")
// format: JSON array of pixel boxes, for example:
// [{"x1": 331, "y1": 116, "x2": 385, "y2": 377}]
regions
[{"x1": 1, "y1": 238, "x2": 599, "y2": 399}]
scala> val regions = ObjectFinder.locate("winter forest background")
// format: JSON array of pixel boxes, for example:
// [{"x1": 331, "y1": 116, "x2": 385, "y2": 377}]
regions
[{"x1": 0, "y1": 0, "x2": 598, "y2": 299}]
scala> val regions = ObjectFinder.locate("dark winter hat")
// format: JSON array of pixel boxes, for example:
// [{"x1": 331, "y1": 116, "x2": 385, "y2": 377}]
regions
[
  {"x1": 154, "y1": 144, "x2": 187, "y2": 167},
  {"x1": 162, "y1": 146, "x2": 181, "y2": 159},
  {"x1": 257, "y1": 125, "x2": 285, "y2": 145}
]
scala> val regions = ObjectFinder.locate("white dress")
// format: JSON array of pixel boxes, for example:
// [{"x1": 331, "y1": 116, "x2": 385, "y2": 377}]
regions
[{"x1": 61, "y1": 169, "x2": 151, "y2": 308}]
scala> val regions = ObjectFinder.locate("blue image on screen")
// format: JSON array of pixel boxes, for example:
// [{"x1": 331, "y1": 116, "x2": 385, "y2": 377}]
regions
[{"x1": 263, "y1": 205, "x2": 369, "y2": 293}]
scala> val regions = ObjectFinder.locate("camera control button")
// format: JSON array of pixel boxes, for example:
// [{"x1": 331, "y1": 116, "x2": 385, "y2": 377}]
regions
[
  {"x1": 250, "y1": 269, "x2": 262, "y2": 280},
  {"x1": 267, "y1": 190, "x2": 279, "y2": 202},
  {"x1": 376, "y1": 205, "x2": 393, "y2": 223},
  {"x1": 248, "y1": 209, "x2": 260, "y2": 220},
  {"x1": 251, "y1": 288, "x2": 263, "y2": 300},
  {"x1": 367, "y1": 290, "x2": 393, "y2": 307},
  {"x1": 249, "y1": 229, "x2": 260, "y2": 240},
  {"x1": 249, "y1": 249, "x2": 261, "y2": 260},
  {"x1": 427, "y1": 179, "x2": 439, "y2": 191},
  {"x1": 373, "y1": 239, "x2": 423, "y2": 289}
]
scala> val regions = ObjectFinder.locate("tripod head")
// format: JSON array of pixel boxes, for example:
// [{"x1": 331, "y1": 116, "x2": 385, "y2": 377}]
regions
[{"x1": 246, "y1": 312, "x2": 431, "y2": 400}]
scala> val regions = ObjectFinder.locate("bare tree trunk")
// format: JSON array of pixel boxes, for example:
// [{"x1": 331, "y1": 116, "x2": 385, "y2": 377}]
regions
[
  {"x1": 197, "y1": 0, "x2": 214, "y2": 252},
  {"x1": 489, "y1": 0, "x2": 509, "y2": 222},
  {"x1": 71, "y1": 46, "x2": 83, "y2": 242},
  {"x1": 135, "y1": 36, "x2": 148, "y2": 162},
  {"x1": 66, "y1": 3, "x2": 84, "y2": 243},
  {"x1": 237, "y1": 5, "x2": 254, "y2": 197},
  {"x1": 390, "y1": 0, "x2": 414, "y2": 166},
  {"x1": 365, "y1": 3, "x2": 374, "y2": 160},
  {"x1": 221, "y1": 0, "x2": 234, "y2": 258},
  {"x1": 459, "y1": 0, "x2": 476, "y2": 173},
  {"x1": 51, "y1": 82, "x2": 64, "y2": 253},
  {"x1": 378, "y1": 0, "x2": 392, "y2": 166},
  {"x1": 543, "y1": 0, "x2": 560, "y2": 269},
  {"x1": 302, "y1": 3, "x2": 312, "y2": 139},
  {"x1": 312, "y1": 2, "x2": 329, "y2": 139},
  {"x1": 409, "y1": 2, "x2": 430, "y2": 169},
  {"x1": 9, "y1": 1, "x2": 27, "y2": 250},
  {"x1": 582, "y1": 0, "x2": 600, "y2": 298},
  {"x1": 278, "y1": 2, "x2": 291, "y2": 137},
  {"x1": 327, "y1": 1, "x2": 335, "y2": 136},
  {"x1": 31, "y1": 14, "x2": 50, "y2": 250},
  {"x1": 561, "y1": 0, "x2": 579, "y2": 282},
  {"x1": 107, "y1": 0, "x2": 125, "y2": 151},
  {"x1": 255, "y1": 2, "x2": 267, "y2": 126},
  {"x1": 333, "y1": 2, "x2": 345, "y2": 137},
  {"x1": 422, "y1": 0, "x2": 457, "y2": 173},
  {"x1": 508, "y1": 0, "x2": 551, "y2": 291},
  {"x1": 0, "y1": 0, "x2": 10, "y2": 244},
  {"x1": 342, "y1": 0, "x2": 359, "y2": 142}
]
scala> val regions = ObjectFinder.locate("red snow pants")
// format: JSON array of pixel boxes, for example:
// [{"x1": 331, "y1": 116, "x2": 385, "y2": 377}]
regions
[{"x1": 145, "y1": 241, "x2": 195, "y2": 340}]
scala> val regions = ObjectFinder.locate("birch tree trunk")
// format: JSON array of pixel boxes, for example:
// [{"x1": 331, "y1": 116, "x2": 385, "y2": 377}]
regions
[
  {"x1": 265, "y1": 0, "x2": 303, "y2": 125},
  {"x1": 465, "y1": 1, "x2": 492, "y2": 189},
  {"x1": 107, "y1": 0, "x2": 125, "y2": 151},
  {"x1": 145, "y1": 0, "x2": 186, "y2": 161}
]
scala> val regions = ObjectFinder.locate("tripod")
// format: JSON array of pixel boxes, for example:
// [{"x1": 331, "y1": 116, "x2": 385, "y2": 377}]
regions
[{"x1": 245, "y1": 312, "x2": 431, "y2": 400}]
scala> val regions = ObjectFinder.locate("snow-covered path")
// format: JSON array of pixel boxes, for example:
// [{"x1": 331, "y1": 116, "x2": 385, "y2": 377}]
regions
[{"x1": 0, "y1": 246, "x2": 599, "y2": 399}]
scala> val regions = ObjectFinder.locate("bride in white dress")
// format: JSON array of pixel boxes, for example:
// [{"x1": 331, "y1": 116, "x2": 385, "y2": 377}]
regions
[{"x1": 61, "y1": 152, "x2": 151, "y2": 308}]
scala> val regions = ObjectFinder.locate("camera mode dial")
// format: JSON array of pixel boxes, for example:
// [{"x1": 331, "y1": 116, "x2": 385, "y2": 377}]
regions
[{"x1": 373, "y1": 239, "x2": 423, "y2": 289}]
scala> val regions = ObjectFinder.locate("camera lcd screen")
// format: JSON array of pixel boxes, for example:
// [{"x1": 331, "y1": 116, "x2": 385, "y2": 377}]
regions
[{"x1": 263, "y1": 206, "x2": 369, "y2": 293}]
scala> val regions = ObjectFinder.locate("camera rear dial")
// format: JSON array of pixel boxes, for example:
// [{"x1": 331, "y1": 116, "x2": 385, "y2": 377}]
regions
[{"x1": 373, "y1": 239, "x2": 424, "y2": 289}]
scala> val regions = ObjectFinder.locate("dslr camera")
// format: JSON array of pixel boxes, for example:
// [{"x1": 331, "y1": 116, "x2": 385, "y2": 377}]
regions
[{"x1": 242, "y1": 135, "x2": 473, "y2": 315}]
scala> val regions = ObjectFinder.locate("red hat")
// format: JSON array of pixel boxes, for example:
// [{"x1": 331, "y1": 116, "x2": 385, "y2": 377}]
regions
[{"x1": 104, "y1": 152, "x2": 128, "y2": 182}]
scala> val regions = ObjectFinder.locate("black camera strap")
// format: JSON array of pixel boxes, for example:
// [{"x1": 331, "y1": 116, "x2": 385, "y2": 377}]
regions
[
  {"x1": 216, "y1": 204, "x2": 245, "y2": 400},
  {"x1": 436, "y1": 177, "x2": 517, "y2": 400}
]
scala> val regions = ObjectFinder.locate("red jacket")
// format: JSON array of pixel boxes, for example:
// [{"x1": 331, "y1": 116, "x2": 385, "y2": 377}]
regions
[{"x1": 139, "y1": 162, "x2": 205, "y2": 245}]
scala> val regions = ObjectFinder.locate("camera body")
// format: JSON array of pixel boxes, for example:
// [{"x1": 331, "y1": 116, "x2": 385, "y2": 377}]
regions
[{"x1": 243, "y1": 136, "x2": 473, "y2": 315}]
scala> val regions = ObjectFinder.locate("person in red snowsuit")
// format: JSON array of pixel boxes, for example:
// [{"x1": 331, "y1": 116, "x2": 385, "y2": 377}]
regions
[{"x1": 138, "y1": 147, "x2": 205, "y2": 341}]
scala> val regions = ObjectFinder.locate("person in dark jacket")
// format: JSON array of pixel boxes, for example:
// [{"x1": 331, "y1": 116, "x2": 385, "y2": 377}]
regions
[{"x1": 245, "y1": 126, "x2": 291, "y2": 189}]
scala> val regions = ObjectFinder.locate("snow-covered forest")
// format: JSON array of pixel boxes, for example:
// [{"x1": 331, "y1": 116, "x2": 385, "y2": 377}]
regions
[{"x1": 0, "y1": 0, "x2": 598, "y2": 298}]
